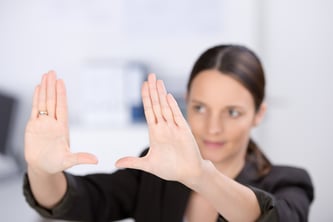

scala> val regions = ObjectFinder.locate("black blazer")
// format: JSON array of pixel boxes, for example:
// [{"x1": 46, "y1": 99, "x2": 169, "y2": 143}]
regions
[{"x1": 24, "y1": 149, "x2": 314, "y2": 222}]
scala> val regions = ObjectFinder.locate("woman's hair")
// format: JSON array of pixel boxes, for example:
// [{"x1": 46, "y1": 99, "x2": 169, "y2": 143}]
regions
[{"x1": 187, "y1": 44, "x2": 271, "y2": 177}]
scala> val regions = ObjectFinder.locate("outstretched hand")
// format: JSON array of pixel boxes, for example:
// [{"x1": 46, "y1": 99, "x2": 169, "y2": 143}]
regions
[
  {"x1": 24, "y1": 71, "x2": 98, "y2": 175},
  {"x1": 116, "y1": 74, "x2": 205, "y2": 185}
]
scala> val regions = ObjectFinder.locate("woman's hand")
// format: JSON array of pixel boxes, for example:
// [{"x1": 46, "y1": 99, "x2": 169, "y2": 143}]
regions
[
  {"x1": 116, "y1": 74, "x2": 205, "y2": 186},
  {"x1": 25, "y1": 71, "x2": 97, "y2": 175}
]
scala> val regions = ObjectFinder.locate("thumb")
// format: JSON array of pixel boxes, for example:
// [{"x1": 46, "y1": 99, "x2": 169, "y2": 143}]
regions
[
  {"x1": 115, "y1": 156, "x2": 147, "y2": 171},
  {"x1": 62, "y1": 152, "x2": 98, "y2": 169}
]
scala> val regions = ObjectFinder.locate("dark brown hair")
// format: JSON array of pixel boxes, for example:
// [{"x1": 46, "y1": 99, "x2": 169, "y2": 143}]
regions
[{"x1": 187, "y1": 44, "x2": 271, "y2": 177}]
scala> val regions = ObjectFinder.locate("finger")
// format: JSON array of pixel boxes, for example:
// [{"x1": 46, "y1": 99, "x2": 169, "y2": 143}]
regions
[
  {"x1": 148, "y1": 74, "x2": 163, "y2": 122},
  {"x1": 115, "y1": 156, "x2": 147, "y2": 171},
  {"x1": 38, "y1": 74, "x2": 48, "y2": 115},
  {"x1": 62, "y1": 152, "x2": 98, "y2": 169},
  {"x1": 56, "y1": 79, "x2": 68, "y2": 124},
  {"x1": 167, "y1": 93, "x2": 187, "y2": 128},
  {"x1": 142, "y1": 81, "x2": 155, "y2": 124},
  {"x1": 30, "y1": 85, "x2": 40, "y2": 120},
  {"x1": 157, "y1": 80, "x2": 173, "y2": 122},
  {"x1": 46, "y1": 71, "x2": 57, "y2": 118}
]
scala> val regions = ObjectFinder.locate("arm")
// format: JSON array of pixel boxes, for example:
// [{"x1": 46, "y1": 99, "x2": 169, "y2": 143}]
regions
[
  {"x1": 190, "y1": 162, "x2": 261, "y2": 221},
  {"x1": 255, "y1": 167, "x2": 314, "y2": 222},
  {"x1": 26, "y1": 167, "x2": 67, "y2": 209},
  {"x1": 24, "y1": 71, "x2": 97, "y2": 208},
  {"x1": 24, "y1": 169, "x2": 141, "y2": 221},
  {"x1": 116, "y1": 74, "x2": 260, "y2": 221}
]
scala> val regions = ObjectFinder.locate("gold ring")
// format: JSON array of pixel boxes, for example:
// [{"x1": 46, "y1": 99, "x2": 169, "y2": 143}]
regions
[{"x1": 38, "y1": 110, "x2": 48, "y2": 116}]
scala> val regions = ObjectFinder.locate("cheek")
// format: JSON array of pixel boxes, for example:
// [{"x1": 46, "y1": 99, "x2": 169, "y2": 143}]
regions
[{"x1": 227, "y1": 120, "x2": 253, "y2": 144}]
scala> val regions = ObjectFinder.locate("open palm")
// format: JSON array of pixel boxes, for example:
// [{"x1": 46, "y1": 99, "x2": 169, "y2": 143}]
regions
[
  {"x1": 24, "y1": 72, "x2": 97, "y2": 174},
  {"x1": 116, "y1": 74, "x2": 204, "y2": 184}
]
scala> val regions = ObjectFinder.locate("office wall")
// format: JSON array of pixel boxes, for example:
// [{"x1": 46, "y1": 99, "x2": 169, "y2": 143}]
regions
[{"x1": 258, "y1": 1, "x2": 333, "y2": 221}]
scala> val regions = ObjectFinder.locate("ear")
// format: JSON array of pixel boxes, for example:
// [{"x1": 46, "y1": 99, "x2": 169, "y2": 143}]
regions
[{"x1": 253, "y1": 102, "x2": 267, "y2": 127}]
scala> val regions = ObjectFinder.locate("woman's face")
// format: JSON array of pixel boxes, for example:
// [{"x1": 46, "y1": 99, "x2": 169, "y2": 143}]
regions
[{"x1": 186, "y1": 70, "x2": 264, "y2": 167}]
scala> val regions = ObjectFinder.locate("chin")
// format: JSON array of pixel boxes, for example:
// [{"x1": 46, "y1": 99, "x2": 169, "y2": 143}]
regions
[{"x1": 200, "y1": 150, "x2": 225, "y2": 163}]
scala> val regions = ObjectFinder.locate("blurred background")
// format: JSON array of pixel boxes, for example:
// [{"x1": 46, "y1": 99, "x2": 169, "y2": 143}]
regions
[{"x1": 0, "y1": 0, "x2": 332, "y2": 221}]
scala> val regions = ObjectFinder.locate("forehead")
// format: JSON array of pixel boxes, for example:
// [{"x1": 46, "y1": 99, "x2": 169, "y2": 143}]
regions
[{"x1": 188, "y1": 70, "x2": 254, "y2": 108}]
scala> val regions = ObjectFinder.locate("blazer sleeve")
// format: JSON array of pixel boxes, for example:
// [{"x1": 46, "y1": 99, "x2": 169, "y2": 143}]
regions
[
  {"x1": 249, "y1": 166, "x2": 314, "y2": 222},
  {"x1": 23, "y1": 168, "x2": 142, "y2": 222}
]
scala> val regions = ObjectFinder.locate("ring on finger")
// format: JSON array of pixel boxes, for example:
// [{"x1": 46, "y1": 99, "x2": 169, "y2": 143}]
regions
[{"x1": 38, "y1": 110, "x2": 48, "y2": 116}]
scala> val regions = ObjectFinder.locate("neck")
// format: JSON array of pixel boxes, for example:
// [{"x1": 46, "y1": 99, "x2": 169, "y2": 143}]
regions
[{"x1": 214, "y1": 157, "x2": 246, "y2": 179}]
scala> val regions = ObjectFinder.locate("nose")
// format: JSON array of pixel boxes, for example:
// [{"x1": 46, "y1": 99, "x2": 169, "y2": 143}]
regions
[{"x1": 207, "y1": 113, "x2": 223, "y2": 135}]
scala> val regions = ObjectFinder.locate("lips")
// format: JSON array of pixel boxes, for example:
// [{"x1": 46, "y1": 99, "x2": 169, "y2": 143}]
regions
[{"x1": 203, "y1": 140, "x2": 225, "y2": 148}]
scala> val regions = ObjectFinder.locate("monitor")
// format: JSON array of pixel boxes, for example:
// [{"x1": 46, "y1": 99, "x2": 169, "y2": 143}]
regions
[{"x1": 0, "y1": 92, "x2": 16, "y2": 155}]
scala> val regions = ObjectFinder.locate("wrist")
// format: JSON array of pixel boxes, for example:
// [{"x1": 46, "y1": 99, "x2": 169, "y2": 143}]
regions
[
  {"x1": 183, "y1": 159, "x2": 216, "y2": 192},
  {"x1": 27, "y1": 165, "x2": 61, "y2": 178}
]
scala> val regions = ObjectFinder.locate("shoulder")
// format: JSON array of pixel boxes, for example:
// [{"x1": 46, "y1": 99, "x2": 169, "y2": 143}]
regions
[
  {"x1": 267, "y1": 165, "x2": 312, "y2": 184},
  {"x1": 262, "y1": 165, "x2": 314, "y2": 200},
  {"x1": 254, "y1": 164, "x2": 313, "y2": 189},
  {"x1": 268, "y1": 165, "x2": 311, "y2": 180}
]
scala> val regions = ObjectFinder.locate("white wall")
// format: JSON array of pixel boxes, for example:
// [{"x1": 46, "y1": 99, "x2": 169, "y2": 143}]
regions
[
  {"x1": 0, "y1": 0, "x2": 332, "y2": 221},
  {"x1": 257, "y1": 1, "x2": 333, "y2": 221}
]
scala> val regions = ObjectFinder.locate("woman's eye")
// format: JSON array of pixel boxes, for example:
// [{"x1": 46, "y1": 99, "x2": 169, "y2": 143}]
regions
[
  {"x1": 229, "y1": 109, "x2": 240, "y2": 118},
  {"x1": 193, "y1": 105, "x2": 205, "y2": 113}
]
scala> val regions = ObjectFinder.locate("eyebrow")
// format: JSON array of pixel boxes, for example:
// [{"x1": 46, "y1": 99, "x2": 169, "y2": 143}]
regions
[
  {"x1": 189, "y1": 99, "x2": 204, "y2": 104},
  {"x1": 189, "y1": 99, "x2": 246, "y2": 110}
]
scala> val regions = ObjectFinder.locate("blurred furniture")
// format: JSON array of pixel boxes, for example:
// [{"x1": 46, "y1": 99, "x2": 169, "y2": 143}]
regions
[{"x1": 0, "y1": 91, "x2": 22, "y2": 181}]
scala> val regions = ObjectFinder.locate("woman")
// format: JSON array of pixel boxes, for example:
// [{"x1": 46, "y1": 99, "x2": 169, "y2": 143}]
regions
[{"x1": 23, "y1": 44, "x2": 314, "y2": 221}]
